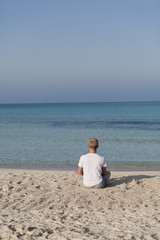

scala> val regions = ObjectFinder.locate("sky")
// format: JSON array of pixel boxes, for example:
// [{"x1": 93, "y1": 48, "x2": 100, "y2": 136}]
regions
[{"x1": 1, "y1": 0, "x2": 160, "y2": 103}]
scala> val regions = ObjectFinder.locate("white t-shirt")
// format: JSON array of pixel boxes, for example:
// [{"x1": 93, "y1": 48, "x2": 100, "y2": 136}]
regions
[{"x1": 78, "y1": 153, "x2": 107, "y2": 187}]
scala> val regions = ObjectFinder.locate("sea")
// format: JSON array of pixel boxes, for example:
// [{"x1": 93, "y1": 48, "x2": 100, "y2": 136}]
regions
[{"x1": 0, "y1": 101, "x2": 160, "y2": 170}]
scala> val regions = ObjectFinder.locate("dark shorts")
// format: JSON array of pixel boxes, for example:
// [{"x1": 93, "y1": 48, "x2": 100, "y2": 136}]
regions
[{"x1": 76, "y1": 171, "x2": 111, "y2": 188}]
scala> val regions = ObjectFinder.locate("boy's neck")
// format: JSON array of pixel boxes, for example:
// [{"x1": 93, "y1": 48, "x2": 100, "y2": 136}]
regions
[{"x1": 89, "y1": 148, "x2": 97, "y2": 154}]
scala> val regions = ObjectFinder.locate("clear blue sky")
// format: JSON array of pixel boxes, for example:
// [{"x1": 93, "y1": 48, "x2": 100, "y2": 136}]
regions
[{"x1": 1, "y1": 0, "x2": 160, "y2": 103}]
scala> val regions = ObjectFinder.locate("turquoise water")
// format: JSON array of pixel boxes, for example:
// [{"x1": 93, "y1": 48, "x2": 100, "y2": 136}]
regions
[{"x1": 0, "y1": 102, "x2": 160, "y2": 170}]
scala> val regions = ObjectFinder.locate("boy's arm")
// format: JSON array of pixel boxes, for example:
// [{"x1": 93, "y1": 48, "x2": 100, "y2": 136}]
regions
[
  {"x1": 73, "y1": 166, "x2": 83, "y2": 178},
  {"x1": 101, "y1": 167, "x2": 107, "y2": 176},
  {"x1": 78, "y1": 167, "x2": 83, "y2": 175}
]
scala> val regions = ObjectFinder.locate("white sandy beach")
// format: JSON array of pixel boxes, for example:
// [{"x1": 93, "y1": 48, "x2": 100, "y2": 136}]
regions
[{"x1": 0, "y1": 169, "x2": 160, "y2": 240}]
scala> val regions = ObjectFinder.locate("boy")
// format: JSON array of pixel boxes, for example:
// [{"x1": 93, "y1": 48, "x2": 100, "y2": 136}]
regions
[{"x1": 73, "y1": 138, "x2": 111, "y2": 188}]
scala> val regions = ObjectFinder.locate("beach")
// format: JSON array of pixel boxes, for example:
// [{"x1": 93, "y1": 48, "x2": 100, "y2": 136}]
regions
[{"x1": 0, "y1": 169, "x2": 159, "y2": 240}]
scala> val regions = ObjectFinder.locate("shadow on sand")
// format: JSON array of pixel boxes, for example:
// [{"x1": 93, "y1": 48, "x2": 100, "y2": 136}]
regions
[{"x1": 108, "y1": 174, "x2": 156, "y2": 187}]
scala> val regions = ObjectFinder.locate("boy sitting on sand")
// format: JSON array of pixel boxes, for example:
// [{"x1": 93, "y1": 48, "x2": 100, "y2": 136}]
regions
[{"x1": 73, "y1": 138, "x2": 111, "y2": 188}]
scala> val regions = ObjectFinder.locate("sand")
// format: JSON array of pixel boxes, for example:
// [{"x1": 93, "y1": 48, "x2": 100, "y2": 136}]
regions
[{"x1": 0, "y1": 169, "x2": 160, "y2": 240}]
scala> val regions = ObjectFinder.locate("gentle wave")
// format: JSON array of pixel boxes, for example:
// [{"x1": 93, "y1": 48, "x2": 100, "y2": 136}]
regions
[{"x1": 1, "y1": 119, "x2": 160, "y2": 130}]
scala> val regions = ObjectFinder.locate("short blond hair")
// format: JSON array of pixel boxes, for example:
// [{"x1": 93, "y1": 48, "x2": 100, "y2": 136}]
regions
[{"x1": 88, "y1": 138, "x2": 99, "y2": 149}]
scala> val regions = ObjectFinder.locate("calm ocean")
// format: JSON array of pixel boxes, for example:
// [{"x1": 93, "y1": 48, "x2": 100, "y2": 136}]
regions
[{"x1": 0, "y1": 102, "x2": 160, "y2": 170}]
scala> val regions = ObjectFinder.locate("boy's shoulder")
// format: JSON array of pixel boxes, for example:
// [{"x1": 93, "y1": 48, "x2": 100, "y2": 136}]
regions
[
  {"x1": 80, "y1": 153, "x2": 88, "y2": 159},
  {"x1": 79, "y1": 153, "x2": 90, "y2": 161}
]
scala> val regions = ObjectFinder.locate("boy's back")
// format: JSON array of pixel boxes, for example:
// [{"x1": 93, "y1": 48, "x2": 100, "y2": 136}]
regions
[
  {"x1": 78, "y1": 153, "x2": 107, "y2": 187},
  {"x1": 73, "y1": 138, "x2": 111, "y2": 188}
]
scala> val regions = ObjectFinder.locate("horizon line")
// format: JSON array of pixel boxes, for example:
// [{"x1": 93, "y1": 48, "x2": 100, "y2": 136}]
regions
[{"x1": 0, "y1": 100, "x2": 160, "y2": 105}]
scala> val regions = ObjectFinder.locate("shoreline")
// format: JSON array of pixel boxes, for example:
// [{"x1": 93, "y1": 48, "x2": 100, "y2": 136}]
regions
[{"x1": 0, "y1": 164, "x2": 160, "y2": 172}]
